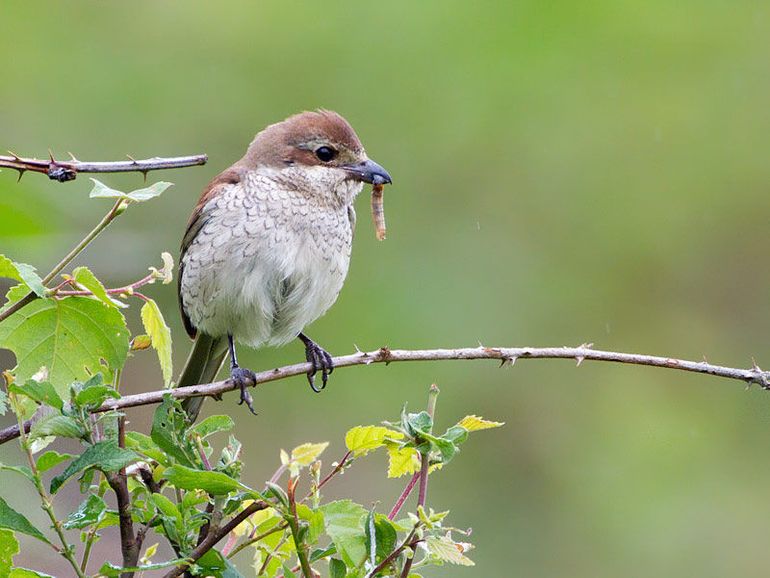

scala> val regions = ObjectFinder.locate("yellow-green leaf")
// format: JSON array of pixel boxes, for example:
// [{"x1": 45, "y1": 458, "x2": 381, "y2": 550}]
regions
[
  {"x1": 457, "y1": 415, "x2": 504, "y2": 432},
  {"x1": 72, "y1": 266, "x2": 115, "y2": 309},
  {"x1": 386, "y1": 445, "x2": 419, "y2": 478},
  {"x1": 425, "y1": 535, "x2": 475, "y2": 566},
  {"x1": 291, "y1": 442, "x2": 329, "y2": 466},
  {"x1": 345, "y1": 426, "x2": 403, "y2": 457},
  {"x1": 140, "y1": 299, "x2": 173, "y2": 387}
]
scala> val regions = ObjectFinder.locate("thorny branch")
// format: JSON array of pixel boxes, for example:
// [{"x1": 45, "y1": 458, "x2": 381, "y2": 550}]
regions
[
  {"x1": 0, "y1": 152, "x2": 207, "y2": 182},
  {"x1": 1, "y1": 344, "x2": 769, "y2": 445}
]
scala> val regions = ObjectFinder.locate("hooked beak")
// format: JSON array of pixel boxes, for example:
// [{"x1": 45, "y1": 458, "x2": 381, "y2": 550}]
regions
[{"x1": 342, "y1": 158, "x2": 392, "y2": 185}]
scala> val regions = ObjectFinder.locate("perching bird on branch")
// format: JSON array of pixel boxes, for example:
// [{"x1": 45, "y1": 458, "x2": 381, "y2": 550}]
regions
[{"x1": 177, "y1": 110, "x2": 392, "y2": 419}]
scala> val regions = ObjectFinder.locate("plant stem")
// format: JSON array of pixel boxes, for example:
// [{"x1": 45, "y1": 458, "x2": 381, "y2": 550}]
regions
[
  {"x1": 80, "y1": 477, "x2": 108, "y2": 572},
  {"x1": 388, "y1": 473, "x2": 420, "y2": 520},
  {"x1": 226, "y1": 522, "x2": 288, "y2": 560},
  {"x1": 10, "y1": 393, "x2": 89, "y2": 578},
  {"x1": 0, "y1": 198, "x2": 125, "y2": 324},
  {"x1": 286, "y1": 477, "x2": 314, "y2": 578}
]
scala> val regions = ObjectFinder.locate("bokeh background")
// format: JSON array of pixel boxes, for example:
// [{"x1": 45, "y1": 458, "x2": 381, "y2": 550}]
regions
[{"x1": 3, "y1": 1, "x2": 770, "y2": 576}]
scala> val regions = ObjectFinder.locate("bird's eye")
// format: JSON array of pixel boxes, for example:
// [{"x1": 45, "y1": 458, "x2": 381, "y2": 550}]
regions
[{"x1": 315, "y1": 146, "x2": 337, "y2": 162}]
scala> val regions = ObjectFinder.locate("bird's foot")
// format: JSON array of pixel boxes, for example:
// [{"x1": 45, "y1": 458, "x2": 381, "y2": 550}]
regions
[
  {"x1": 230, "y1": 366, "x2": 258, "y2": 415},
  {"x1": 303, "y1": 339, "x2": 334, "y2": 393}
]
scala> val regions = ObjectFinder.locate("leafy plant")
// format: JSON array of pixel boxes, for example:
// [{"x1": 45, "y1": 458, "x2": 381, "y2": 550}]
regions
[{"x1": 0, "y1": 178, "x2": 503, "y2": 577}]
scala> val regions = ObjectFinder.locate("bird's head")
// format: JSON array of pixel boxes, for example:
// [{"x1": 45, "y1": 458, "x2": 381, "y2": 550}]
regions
[{"x1": 242, "y1": 110, "x2": 392, "y2": 203}]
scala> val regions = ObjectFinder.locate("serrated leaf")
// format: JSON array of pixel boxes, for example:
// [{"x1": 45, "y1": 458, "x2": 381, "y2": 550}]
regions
[
  {"x1": 425, "y1": 535, "x2": 474, "y2": 566},
  {"x1": 403, "y1": 410, "x2": 432, "y2": 437},
  {"x1": 457, "y1": 415, "x2": 504, "y2": 432},
  {"x1": 291, "y1": 442, "x2": 328, "y2": 467},
  {"x1": 0, "y1": 497, "x2": 50, "y2": 543},
  {"x1": 345, "y1": 426, "x2": 403, "y2": 457},
  {"x1": 30, "y1": 414, "x2": 84, "y2": 440},
  {"x1": 72, "y1": 266, "x2": 116, "y2": 309},
  {"x1": 150, "y1": 493, "x2": 181, "y2": 521},
  {"x1": 50, "y1": 441, "x2": 139, "y2": 494},
  {"x1": 163, "y1": 464, "x2": 249, "y2": 496},
  {"x1": 63, "y1": 494, "x2": 106, "y2": 529},
  {"x1": 320, "y1": 500, "x2": 367, "y2": 568},
  {"x1": 0, "y1": 255, "x2": 45, "y2": 297},
  {"x1": 386, "y1": 445, "x2": 420, "y2": 478},
  {"x1": 151, "y1": 396, "x2": 197, "y2": 467},
  {"x1": 140, "y1": 299, "x2": 173, "y2": 387},
  {"x1": 190, "y1": 415, "x2": 235, "y2": 439},
  {"x1": 0, "y1": 529, "x2": 19, "y2": 578},
  {"x1": 36, "y1": 450, "x2": 73, "y2": 473},
  {"x1": 8, "y1": 379, "x2": 63, "y2": 410},
  {"x1": 0, "y1": 296, "x2": 129, "y2": 390}
]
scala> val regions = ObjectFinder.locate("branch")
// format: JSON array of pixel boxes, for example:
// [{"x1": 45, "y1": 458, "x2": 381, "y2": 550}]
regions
[
  {"x1": 161, "y1": 501, "x2": 268, "y2": 578},
  {"x1": 1, "y1": 345, "x2": 768, "y2": 445},
  {"x1": 0, "y1": 152, "x2": 207, "y2": 182}
]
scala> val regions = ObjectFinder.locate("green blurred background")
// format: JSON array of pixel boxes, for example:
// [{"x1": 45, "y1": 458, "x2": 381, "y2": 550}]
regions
[{"x1": 3, "y1": 1, "x2": 770, "y2": 575}]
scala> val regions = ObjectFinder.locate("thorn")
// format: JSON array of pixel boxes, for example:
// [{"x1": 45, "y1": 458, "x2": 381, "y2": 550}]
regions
[
  {"x1": 67, "y1": 151, "x2": 78, "y2": 162},
  {"x1": 578, "y1": 342, "x2": 594, "y2": 349},
  {"x1": 575, "y1": 356, "x2": 585, "y2": 367},
  {"x1": 500, "y1": 356, "x2": 517, "y2": 367},
  {"x1": 702, "y1": 355, "x2": 709, "y2": 364},
  {"x1": 16, "y1": 169, "x2": 25, "y2": 182},
  {"x1": 126, "y1": 154, "x2": 137, "y2": 163},
  {"x1": 48, "y1": 149, "x2": 56, "y2": 163},
  {"x1": 353, "y1": 343, "x2": 362, "y2": 354},
  {"x1": 141, "y1": 169, "x2": 148, "y2": 183},
  {"x1": 7, "y1": 150, "x2": 21, "y2": 161}
]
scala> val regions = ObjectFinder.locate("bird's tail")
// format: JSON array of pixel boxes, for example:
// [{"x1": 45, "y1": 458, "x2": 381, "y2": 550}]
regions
[{"x1": 177, "y1": 333, "x2": 228, "y2": 422}]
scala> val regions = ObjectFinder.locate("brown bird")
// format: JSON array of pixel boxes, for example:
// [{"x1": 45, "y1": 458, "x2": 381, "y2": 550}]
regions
[{"x1": 177, "y1": 110, "x2": 391, "y2": 419}]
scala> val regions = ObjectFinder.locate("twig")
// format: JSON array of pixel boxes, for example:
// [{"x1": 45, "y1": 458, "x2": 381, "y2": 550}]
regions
[
  {"x1": 0, "y1": 152, "x2": 207, "y2": 182},
  {"x1": 0, "y1": 198, "x2": 124, "y2": 324},
  {"x1": 400, "y1": 385, "x2": 438, "y2": 578},
  {"x1": 1, "y1": 345, "x2": 769, "y2": 446},
  {"x1": 161, "y1": 501, "x2": 268, "y2": 578},
  {"x1": 389, "y1": 473, "x2": 420, "y2": 521},
  {"x1": 286, "y1": 477, "x2": 314, "y2": 578}
]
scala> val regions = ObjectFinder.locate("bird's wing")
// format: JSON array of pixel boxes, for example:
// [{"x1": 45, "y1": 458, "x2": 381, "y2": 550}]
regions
[{"x1": 178, "y1": 167, "x2": 244, "y2": 339}]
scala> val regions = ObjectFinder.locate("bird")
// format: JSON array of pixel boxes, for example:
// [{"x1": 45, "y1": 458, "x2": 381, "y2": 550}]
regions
[{"x1": 176, "y1": 110, "x2": 392, "y2": 420}]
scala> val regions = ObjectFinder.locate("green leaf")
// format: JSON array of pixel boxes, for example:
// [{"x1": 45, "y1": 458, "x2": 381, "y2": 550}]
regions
[
  {"x1": 403, "y1": 410, "x2": 432, "y2": 437},
  {"x1": 89, "y1": 179, "x2": 173, "y2": 202},
  {"x1": 196, "y1": 548, "x2": 244, "y2": 578},
  {"x1": 345, "y1": 425, "x2": 403, "y2": 457},
  {"x1": 1, "y1": 284, "x2": 30, "y2": 314},
  {"x1": 163, "y1": 465, "x2": 249, "y2": 496},
  {"x1": 124, "y1": 432, "x2": 168, "y2": 464},
  {"x1": 127, "y1": 181, "x2": 173, "y2": 202},
  {"x1": 320, "y1": 500, "x2": 368, "y2": 568},
  {"x1": 73, "y1": 381, "x2": 120, "y2": 410},
  {"x1": 190, "y1": 415, "x2": 235, "y2": 439},
  {"x1": 441, "y1": 425, "x2": 469, "y2": 446},
  {"x1": 151, "y1": 396, "x2": 197, "y2": 467},
  {"x1": 329, "y1": 558, "x2": 346, "y2": 578},
  {"x1": 0, "y1": 529, "x2": 19, "y2": 577},
  {"x1": 425, "y1": 535, "x2": 474, "y2": 566},
  {"x1": 0, "y1": 296, "x2": 129, "y2": 389},
  {"x1": 457, "y1": 415, "x2": 504, "y2": 432},
  {"x1": 9, "y1": 569, "x2": 55, "y2": 578},
  {"x1": 50, "y1": 441, "x2": 139, "y2": 494},
  {"x1": 150, "y1": 493, "x2": 181, "y2": 521},
  {"x1": 365, "y1": 513, "x2": 397, "y2": 565},
  {"x1": 0, "y1": 255, "x2": 45, "y2": 297},
  {"x1": 140, "y1": 299, "x2": 173, "y2": 387},
  {"x1": 36, "y1": 450, "x2": 73, "y2": 473},
  {"x1": 63, "y1": 494, "x2": 106, "y2": 529},
  {"x1": 71, "y1": 266, "x2": 118, "y2": 309},
  {"x1": 8, "y1": 380, "x2": 63, "y2": 411},
  {"x1": 0, "y1": 497, "x2": 49, "y2": 543},
  {"x1": 287, "y1": 442, "x2": 328, "y2": 475},
  {"x1": 0, "y1": 463, "x2": 33, "y2": 482},
  {"x1": 97, "y1": 559, "x2": 186, "y2": 577},
  {"x1": 30, "y1": 414, "x2": 84, "y2": 440}
]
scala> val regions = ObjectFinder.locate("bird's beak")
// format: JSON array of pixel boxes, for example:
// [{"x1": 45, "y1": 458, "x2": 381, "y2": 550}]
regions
[{"x1": 342, "y1": 158, "x2": 392, "y2": 185}]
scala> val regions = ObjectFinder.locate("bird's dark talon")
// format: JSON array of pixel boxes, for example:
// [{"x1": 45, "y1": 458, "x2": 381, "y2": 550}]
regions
[
  {"x1": 230, "y1": 366, "x2": 258, "y2": 415},
  {"x1": 301, "y1": 336, "x2": 334, "y2": 393}
]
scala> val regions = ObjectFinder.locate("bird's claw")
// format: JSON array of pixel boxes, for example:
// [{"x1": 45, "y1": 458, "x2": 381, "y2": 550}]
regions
[
  {"x1": 230, "y1": 366, "x2": 258, "y2": 415},
  {"x1": 304, "y1": 341, "x2": 334, "y2": 393}
]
